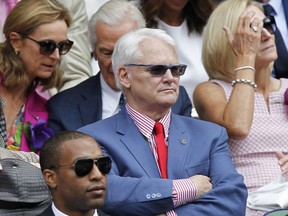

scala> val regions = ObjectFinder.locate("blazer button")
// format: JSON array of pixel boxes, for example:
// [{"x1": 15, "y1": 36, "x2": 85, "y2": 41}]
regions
[{"x1": 181, "y1": 139, "x2": 187, "y2": 144}]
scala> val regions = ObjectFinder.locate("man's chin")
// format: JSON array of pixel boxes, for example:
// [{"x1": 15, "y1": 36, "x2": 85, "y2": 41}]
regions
[{"x1": 161, "y1": 99, "x2": 177, "y2": 108}]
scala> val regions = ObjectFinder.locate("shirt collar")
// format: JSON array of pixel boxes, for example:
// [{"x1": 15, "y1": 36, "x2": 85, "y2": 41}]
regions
[
  {"x1": 126, "y1": 103, "x2": 171, "y2": 140},
  {"x1": 100, "y1": 73, "x2": 122, "y2": 101},
  {"x1": 52, "y1": 202, "x2": 98, "y2": 216}
]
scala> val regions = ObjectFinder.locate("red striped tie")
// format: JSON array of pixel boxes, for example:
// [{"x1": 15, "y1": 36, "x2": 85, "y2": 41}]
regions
[{"x1": 154, "y1": 122, "x2": 167, "y2": 179}]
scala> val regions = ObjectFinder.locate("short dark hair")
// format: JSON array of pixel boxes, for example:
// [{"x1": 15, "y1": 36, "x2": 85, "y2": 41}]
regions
[{"x1": 40, "y1": 131, "x2": 92, "y2": 172}]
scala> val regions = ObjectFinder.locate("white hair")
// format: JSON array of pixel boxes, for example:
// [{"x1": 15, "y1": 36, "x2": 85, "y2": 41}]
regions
[
  {"x1": 88, "y1": 0, "x2": 146, "y2": 51},
  {"x1": 112, "y1": 28, "x2": 176, "y2": 89}
]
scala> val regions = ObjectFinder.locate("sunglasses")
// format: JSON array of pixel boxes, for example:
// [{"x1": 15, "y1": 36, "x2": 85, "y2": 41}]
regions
[
  {"x1": 124, "y1": 64, "x2": 187, "y2": 76},
  {"x1": 49, "y1": 156, "x2": 112, "y2": 177},
  {"x1": 21, "y1": 35, "x2": 73, "y2": 55},
  {"x1": 263, "y1": 15, "x2": 276, "y2": 34}
]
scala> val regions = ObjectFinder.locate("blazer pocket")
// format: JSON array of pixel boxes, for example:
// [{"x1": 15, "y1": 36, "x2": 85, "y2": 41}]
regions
[{"x1": 186, "y1": 160, "x2": 210, "y2": 176}]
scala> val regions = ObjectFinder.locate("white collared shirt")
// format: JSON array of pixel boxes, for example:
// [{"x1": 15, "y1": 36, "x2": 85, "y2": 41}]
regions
[
  {"x1": 52, "y1": 202, "x2": 98, "y2": 216},
  {"x1": 100, "y1": 73, "x2": 122, "y2": 119}
]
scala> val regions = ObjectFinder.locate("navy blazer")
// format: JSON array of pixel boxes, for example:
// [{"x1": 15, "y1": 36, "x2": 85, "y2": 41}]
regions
[
  {"x1": 48, "y1": 73, "x2": 192, "y2": 133},
  {"x1": 37, "y1": 205, "x2": 53, "y2": 216},
  {"x1": 79, "y1": 108, "x2": 248, "y2": 216}
]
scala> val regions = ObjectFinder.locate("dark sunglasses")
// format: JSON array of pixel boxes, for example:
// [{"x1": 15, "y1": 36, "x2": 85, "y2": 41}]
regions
[
  {"x1": 124, "y1": 64, "x2": 187, "y2": 76},
  {"x1": 21, "y1": 35, "x2": 73, "y2": 55},
  {"x1": 263, "y1": 15, "x2": 276, "y2": 34},
  {"x1": 49, "y1": 156, "x2": 112, "y2": 177}
]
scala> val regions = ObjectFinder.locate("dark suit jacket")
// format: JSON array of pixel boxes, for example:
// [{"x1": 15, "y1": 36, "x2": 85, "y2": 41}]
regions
[
  {"x1": 37, "y1": 205, "x2": 53, "y2": 216},
  {"x1": 37, "y1": 205, "x2": 108, "y2": 216},
  {"x1": 48, "y1": 73, "x2": 192, "y2": 133},
  {"x1": 263, "y1": 0, "x2": 288, "y2": 78},
  {"x1": 78, "y1": 107, "x2": 247, "y2": 216}
]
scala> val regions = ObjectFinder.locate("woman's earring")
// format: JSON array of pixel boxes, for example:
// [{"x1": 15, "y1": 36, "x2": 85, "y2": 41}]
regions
[{"x1": 15, "y1": 49, "x2": 19, "y2": 55}]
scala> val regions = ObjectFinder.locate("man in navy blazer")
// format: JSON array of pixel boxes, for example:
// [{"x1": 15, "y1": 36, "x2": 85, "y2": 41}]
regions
[
  {"x1": 79, "y1": 28, "x2": 247, "y2": 216},
  {"x1": 48, "y1": 73, "x2": 191, "y2": 133},
  {"x1": 47, "y1": 0, "x2": 192, "y2": 133}
]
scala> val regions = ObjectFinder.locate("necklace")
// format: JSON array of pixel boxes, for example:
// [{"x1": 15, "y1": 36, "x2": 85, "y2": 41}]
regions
[{"x1": 0, "y1": 96, "x2": 25, "y2": 133}]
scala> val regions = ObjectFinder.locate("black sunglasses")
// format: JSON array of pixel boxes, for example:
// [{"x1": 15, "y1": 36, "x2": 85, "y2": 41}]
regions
[
  {"x1": 49, "y1": 156, "x2": 112, "y2": 177},
  {"x1": 124, "y1": 64, "x2": 187, "y2": 76},
  {"x1": 21, "y1": 35, "x2": 73, "y2": 55},
  {"x1": 263, "y1": 15, "x2": 276, "y2": 34}
]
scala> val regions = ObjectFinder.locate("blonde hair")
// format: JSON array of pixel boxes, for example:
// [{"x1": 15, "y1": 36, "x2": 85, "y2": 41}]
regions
[
  {"x1": 0, "y1": 0, "x2": 72, "y2": 90},
  {"x1": 202, "y1": 0, "x2": 262, "y2": 82}
]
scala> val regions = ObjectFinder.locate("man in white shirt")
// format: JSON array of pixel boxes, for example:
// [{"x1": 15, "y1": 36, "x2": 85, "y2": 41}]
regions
[{"x1": 47, "y1": 0, "x2": 193, "y2": 133}]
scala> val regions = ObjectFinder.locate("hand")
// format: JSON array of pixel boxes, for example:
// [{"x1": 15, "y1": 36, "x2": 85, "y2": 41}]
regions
[
  {"x1": 223, "y1": 11, "x2": 262, "y2": 64},
  {"x1": 190, "y1": 175, "x2": 212, "y2": 199},
  {"x1": 276, "y1": 151, "x2": 288, "y2": 179}
]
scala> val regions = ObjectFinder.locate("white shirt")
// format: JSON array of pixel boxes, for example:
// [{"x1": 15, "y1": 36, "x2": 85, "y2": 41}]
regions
[
  {"x1": 100, "y1": 73, "x2": 122, "y2": 119},
  {"x1": 52, "y1": 202, "x2": 99, "y2": 216},
  {"x1": 269, "y1": 0, "x2": 288, "y2": 50},
  {"x1": 156, "y1": 17, "x2": 208, "y2": 104}
]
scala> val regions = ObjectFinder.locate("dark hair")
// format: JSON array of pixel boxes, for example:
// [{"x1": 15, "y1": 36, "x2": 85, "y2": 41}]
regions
[
  {"x1": 0, "y1": 0, "x2": 72, "y2": 90},
  {"x1": 40, "y1": 131, "x2": 92, "y2": 172},
  {"x1": 139, "y1": 0, "x2": 215, "y2": 34}
]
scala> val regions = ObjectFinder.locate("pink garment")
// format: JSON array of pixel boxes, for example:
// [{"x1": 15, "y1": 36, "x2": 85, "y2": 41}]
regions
[
  {"x1": 0, "y1": 74, "x2": 49, "y2": 152},
  {"x1": 20, "y1": 89, "x2": 49, "y2": 152},
  {"x1": 211, "y1": 79, "x2": 288, "y2": 216},
  {"x1": 6, "y1": 0, "x2": 18, "y2": 12},
  {"x1": 0, "y1": 0, "x2": 19, "y2": 41},
  {"x1": 0, "y1": 1, "x2": 9, "y2": 36}
]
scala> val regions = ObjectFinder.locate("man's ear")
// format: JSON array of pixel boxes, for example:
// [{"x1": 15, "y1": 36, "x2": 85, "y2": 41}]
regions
[
  {"x1": 9, "y1": 32, "x2": 22, "y2": 53},
  {"x1": 43, "y1": 169, "x2": 58, "y2": 189},
  {"x1": 93, "y1": 50, "x2": 98, "y2": 61},
  {"x1": 118, "y1": 66, "x2": 131, "y2": 88}
]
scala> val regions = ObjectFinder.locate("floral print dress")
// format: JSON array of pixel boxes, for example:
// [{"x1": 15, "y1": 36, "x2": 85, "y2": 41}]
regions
[
  {"x1": 0, "y1": 96, "x2": 25, "y2": 151},
  {"x1": 0, "y1": 95, "x2": 53, "y2": 153}
]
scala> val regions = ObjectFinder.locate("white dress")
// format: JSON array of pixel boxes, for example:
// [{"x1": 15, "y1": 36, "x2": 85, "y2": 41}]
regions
[{"x1": 156, "y1": 17, "x2": 209, "y2": 104}]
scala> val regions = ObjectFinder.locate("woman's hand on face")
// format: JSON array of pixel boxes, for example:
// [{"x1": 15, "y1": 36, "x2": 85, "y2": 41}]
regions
[
  {"x1": 223, "y1": 11, "x2": 263, "y2": 63},
  {"x1": 276, "y1": 151, "x2": 288, "y2": 179}
]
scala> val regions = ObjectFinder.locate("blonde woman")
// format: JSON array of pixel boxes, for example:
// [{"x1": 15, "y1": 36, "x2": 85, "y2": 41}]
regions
[
  {"x1": 0, "y1": 0, "x2": 72, "y2": 159},
  {"x1": 194, "y1": 0, "x2": 288, "y2": 215}
]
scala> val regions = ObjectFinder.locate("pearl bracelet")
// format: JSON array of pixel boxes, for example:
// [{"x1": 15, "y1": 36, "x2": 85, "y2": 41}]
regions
[
  {"x1": 234, "y1": 66, "x2": 255, "y2": 72},
  {"x1": 231, "y1": 79, "x2": 257, "y2": 89}
]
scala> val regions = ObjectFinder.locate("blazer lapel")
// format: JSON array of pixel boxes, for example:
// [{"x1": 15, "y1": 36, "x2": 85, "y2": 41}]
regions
[
  {"x1": 283, "y1": 0, "x2": 288, "y2": 25},
  {"x1": 79, "y1": 74, "x2": 102, "y2": 125},
  {"x1": 116, "y1": 109, "x2": 160, "y2": 178},
  {"x1": 166, "y1": 115, "x2": 191, "y2": 179},
  {"x1": 79, "y1": 96, "x2": 102, "y2": 124}
]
